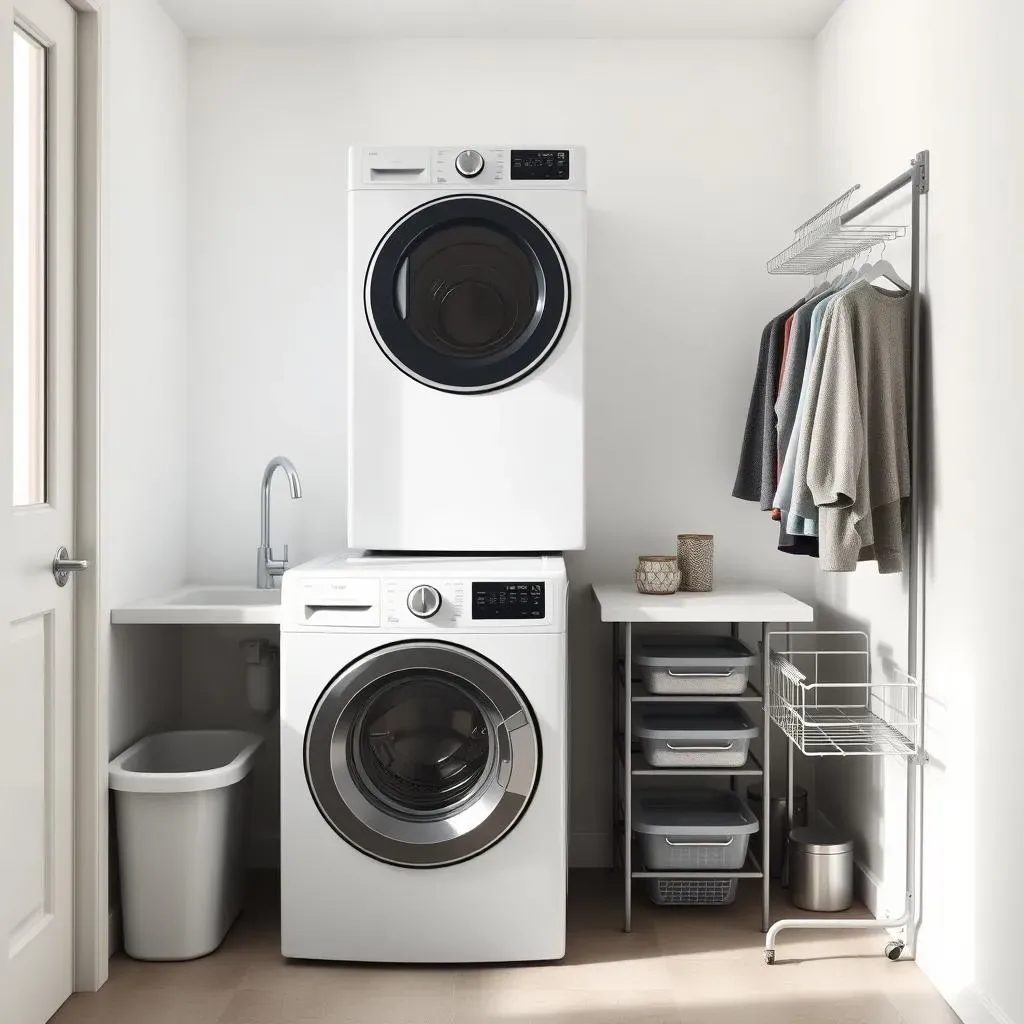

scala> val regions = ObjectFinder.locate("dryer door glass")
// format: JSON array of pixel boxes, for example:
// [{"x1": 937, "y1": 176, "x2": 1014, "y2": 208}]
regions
[
  {"x1": 365, "y1": 195, "x2": 570, "y2": 393},
  {"x1": 305, "y1": 641, "x2": 541, "y2": 868}
]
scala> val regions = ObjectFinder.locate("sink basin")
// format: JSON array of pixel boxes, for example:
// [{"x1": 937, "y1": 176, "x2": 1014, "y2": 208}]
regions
[
  {"x1": 112, "y1": 585, "x2": 282, "y2": 625},
  {"x1": 167, "y1": 587, "x2": 281, "y2": 608}
]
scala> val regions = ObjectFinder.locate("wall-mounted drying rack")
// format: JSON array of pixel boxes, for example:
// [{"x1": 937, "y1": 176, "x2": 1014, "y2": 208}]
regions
[
  {"x1": 767, "y1": 183, "x2": 907, "y2": 275},
  {"x1": 760, "y1": 151, "x2": 930, "y2": 966}
]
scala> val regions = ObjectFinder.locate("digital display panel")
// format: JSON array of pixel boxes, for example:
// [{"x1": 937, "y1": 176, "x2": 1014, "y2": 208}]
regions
[
  {"x1": 510, "y1": 150, "x2": 570, "y2": 180},
  {"x1": 472, "y1": 582, "x2": 546, "y2": 619}
]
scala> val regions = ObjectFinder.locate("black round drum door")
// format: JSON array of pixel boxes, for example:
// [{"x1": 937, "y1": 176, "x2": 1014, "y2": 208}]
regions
[
  {"x1": 364, "y1": 195, "x2": 571, "y2": 393},
  {"x1": 305, "y1": 641, "x2": 541, "y2": 868}
]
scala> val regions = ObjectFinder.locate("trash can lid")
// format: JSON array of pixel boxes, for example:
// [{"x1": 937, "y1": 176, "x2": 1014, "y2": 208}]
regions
[{"x1": 790, "y1": 825, "x2": 854, "y2": 855}]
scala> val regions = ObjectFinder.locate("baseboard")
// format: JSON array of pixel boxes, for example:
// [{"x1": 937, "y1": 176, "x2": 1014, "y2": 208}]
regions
[
  {"x1": 975, "y1": 990, "x2": 1015, "y2": 1024},
  {"x1": 938, "y1": 983, "x2": 1015, "y2": 1024},
  {"x1": 570, "y1": 832, "x2": 609, "y2": 868},
  {"x1": 815, "y1": 811, "x2": 899, "y2": 933},
  {"x1": 108, "y1": 906, "x2": 121, "y2": 958}
]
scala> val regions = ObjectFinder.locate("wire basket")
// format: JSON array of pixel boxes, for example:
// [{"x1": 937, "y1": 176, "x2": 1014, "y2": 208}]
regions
[
  {"x1": 767, "y1": 631, "x2": 920, "y2": 757},
  {"x1": 648, "y1": 879, "x2": 738, "y2": 906}
]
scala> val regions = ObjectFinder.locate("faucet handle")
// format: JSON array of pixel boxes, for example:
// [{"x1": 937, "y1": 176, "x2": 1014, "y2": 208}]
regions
[{"x1": 281, "y1": 544, "x2": 289, "y2": 565}]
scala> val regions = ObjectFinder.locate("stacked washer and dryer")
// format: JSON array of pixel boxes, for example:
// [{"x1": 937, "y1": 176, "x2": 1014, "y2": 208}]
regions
[{"x1": 280, "y1": 146, "x2": 586, "y2": 962}]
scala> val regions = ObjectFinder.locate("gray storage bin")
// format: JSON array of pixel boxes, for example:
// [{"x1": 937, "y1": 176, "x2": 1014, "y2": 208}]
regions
[
  {"x1": 634, "y1": 790, "x2": 759, "y2": 870},
  {"x1": 634, "y1": 636, "x2": 755, "y2": 695},
  {"x1": 633, "y1": 705, "x2": 759, "y2": 767}
]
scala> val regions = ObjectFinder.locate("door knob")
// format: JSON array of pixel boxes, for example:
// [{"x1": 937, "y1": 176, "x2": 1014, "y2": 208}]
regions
[{"x1": 53, "y1": 545, "x2": 89, "y2": 587}]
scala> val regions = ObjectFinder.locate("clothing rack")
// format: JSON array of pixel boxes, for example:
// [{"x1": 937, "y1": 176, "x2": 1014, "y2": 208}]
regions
[{"x1": 761, "y1": 151, "x2": 930, "y2": 964}]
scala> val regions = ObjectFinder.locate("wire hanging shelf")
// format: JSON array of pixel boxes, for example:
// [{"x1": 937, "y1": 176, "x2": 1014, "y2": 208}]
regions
[
  {"x1": 767, "y1": 632, "x2": 919, "y2": 758},
  {"x1": 767, "y1": 184, "x2": 906, "y2": 276}
]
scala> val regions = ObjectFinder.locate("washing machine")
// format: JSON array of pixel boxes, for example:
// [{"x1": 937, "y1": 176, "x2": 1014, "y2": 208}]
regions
[
  {"x1": 280, "y1": 553, "x2": 569, "y2": 962},
  {"x1": 347, "y1": 145, "x2": 586, "y2": 552}
]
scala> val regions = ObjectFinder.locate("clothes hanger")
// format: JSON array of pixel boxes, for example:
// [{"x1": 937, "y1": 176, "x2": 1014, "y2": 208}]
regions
[
  {"x1": 802, "y1": 273, "x2": 829, "y2": 301},
  {"x1": 856, "y1": 239, "x2": 910, "y2": 291}
]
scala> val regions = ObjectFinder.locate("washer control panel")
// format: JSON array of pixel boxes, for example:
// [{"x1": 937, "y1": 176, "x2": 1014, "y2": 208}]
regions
[{"x1": 381, "y1": 578, "x2": 552, "y2": 629}]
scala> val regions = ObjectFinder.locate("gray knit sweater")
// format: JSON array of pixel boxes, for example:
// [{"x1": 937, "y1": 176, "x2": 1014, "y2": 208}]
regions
[{"x1": 805, "y1": 282, "x2": 911, "y2": 573}]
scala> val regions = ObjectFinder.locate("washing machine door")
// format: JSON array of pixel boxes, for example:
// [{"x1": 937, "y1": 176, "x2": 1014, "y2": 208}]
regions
[
  {"x1": 364, "y1": 194, "x2": 570, "y2": 394},
  {"x1": 305, "y1": 640, "x2": 541, "y2": 867}
]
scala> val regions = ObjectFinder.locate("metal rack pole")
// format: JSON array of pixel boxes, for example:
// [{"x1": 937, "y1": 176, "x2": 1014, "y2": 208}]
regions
[
  {"x1": 761, "y1": 622, "x2": 771, "y2": 933},
  {"x1": 839, "y1": 169, "x2": 914, "y2": 225},
  {"x1": 623, "y1": 622, "x2": 633, "y2": 933},
  {"x1": 905, "y1": 149, "x2": 929, "y2": 958}
]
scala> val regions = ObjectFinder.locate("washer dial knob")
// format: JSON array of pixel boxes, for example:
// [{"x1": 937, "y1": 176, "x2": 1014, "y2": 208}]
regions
[
  {"x1": 407, "y1": 584, "x2": 442, "y2": 619},
  {"x1": 455, "y1": 149, "x2": 485, "y2": 178}
]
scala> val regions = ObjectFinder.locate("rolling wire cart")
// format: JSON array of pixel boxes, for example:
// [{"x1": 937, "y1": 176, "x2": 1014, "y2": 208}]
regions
[
  {"x1": 762, "y1": 631, "x2": 922, "y2": 964},
  {"x1": 762, "y1": 150, "x2": 930, "y2": 965}
]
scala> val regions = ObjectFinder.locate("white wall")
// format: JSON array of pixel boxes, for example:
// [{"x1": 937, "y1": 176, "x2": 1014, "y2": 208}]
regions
[
  {"x1": 813, "y1": 3, "x2": 1022, "y2": 1022},
  {"x1": 100, "y1": 0, "x2": 188, "y2": 755},
  {"x1": 185, "y1": 38, "x2": 817, "y2": 864}
]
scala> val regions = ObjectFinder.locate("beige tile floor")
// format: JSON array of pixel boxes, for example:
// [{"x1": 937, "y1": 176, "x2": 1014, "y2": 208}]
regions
[{"x1": 52, "y1": 872, "x2": 960, "y2": 1024}]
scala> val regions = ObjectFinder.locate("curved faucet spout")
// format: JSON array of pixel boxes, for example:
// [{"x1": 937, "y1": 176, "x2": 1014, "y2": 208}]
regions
[
  {"x1": 260, "y1": 457, "x2": 302, "y2": 548},
  {"x1": 258, "y1": 457, "x2": 302, "y2": 588}
]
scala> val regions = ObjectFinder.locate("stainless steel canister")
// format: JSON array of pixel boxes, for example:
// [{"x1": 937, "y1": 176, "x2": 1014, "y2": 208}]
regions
[{"x1": 788, "y1": 826, "x2": 854, "y2": 912}]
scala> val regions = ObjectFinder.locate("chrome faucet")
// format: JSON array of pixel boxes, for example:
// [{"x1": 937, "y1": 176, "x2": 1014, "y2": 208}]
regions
[{"x1": 257, "y1": 456, "x2": 302, "y2": 589}]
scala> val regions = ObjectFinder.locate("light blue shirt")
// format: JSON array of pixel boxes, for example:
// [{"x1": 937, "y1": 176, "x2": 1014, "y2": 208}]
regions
[{"x1": 774, "y1": 287, "x2": 845, "y2": 536}]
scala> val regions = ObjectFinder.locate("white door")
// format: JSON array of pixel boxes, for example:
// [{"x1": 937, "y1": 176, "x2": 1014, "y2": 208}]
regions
[{"x1": 0, "y1": 0, "x2": 77, "y2": 1020}]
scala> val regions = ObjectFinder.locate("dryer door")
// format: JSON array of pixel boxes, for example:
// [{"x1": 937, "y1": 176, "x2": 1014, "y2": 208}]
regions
[
  {"x1": 364, "y1": 194, "x2": 570, "y2": 393},
  {"x1": 305, "y1": 640, "x2": 541, "y2": 867}
]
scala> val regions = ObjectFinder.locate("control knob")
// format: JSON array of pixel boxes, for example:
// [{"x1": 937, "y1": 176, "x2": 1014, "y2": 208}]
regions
[
  {"x1": 407, "y1": 584, "x2": 442, "y2": 619},
  {"x1": 455, "y1": 149, "x2": 485, "y2": 178}
]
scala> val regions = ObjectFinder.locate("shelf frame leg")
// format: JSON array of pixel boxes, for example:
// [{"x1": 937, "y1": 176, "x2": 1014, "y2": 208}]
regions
[
  {"x1": 762, "y1": 621, "x2": 771, "y2": 933},
  {"x1": 623, "y1": 622, "x2": 633, "y2": 933}
]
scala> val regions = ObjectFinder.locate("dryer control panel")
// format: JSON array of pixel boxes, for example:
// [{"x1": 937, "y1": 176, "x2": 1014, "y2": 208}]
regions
[{"x1": 349, "y1": 145, "x2": 585, "y2": 190}]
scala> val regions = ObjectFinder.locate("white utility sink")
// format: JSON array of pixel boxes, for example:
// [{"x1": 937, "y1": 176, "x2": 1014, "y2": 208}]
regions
[{"x1": 111, "y1": 585, "x2": 282, "y2": 625}]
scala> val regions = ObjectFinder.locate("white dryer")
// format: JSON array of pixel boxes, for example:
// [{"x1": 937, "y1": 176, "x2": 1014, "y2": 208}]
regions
[
  {"x1": 347, "y1": 146, "x2": 586, "y2": 552},
  {"x1": 280, "y1": 554, "x2": 568, "y2": 962}
]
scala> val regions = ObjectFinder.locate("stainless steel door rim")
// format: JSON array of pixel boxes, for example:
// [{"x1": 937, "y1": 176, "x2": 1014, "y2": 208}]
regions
[{"x1": 305, "y1": 640, "x2": 540, "y2": 868}]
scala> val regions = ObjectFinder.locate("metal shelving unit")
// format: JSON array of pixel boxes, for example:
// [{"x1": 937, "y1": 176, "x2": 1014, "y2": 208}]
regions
[
  {"x1": 613, "y1": 625, "x2": 766, "y2": 926},
  {"x1": 593, "y1": 583, "x2": 814, "y2": 934}
]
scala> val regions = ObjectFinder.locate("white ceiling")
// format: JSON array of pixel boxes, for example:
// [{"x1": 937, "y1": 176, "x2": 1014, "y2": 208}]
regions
[{"x1": 158, "y1": 0, "x2": 845, "y2": 40}]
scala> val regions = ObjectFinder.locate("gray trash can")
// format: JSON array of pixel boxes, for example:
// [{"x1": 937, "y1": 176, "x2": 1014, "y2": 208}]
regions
[
  {"x1": 109, "y1": 730, "x2": 263, "y2": 960},
  {"x1": 788, "y1": 826, "x2": 855, "y2": 912}
]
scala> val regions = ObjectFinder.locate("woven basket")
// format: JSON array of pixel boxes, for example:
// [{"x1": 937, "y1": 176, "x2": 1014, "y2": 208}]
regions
[{"x1": 635, "y1": 556, "x2": 681, "y2": 594}]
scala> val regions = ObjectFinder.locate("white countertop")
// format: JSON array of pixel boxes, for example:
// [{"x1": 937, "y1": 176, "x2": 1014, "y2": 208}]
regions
[
  {"x1": 111, "y1": 586, "x2": 282, "y2": 626},
  {"x1": 591, "y1": 583, "x2": 813, "y2": 624}
]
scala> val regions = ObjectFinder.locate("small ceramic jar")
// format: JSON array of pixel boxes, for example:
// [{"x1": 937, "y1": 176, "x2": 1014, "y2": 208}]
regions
[
  {"x1": 635, "y1": 555, "x2": 681, "y2": 595},
  {"x1": 677, "y1": 534, "x2": 714, "y2": 592}
]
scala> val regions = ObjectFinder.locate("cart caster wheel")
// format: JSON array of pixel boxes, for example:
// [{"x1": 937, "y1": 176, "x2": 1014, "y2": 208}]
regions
[
  {"x1": 764, "y1": 950, "x2": 775, "y2": 965},
  {"x1": 884, "y1": 942, "x2": 904, "y2": 961}
]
